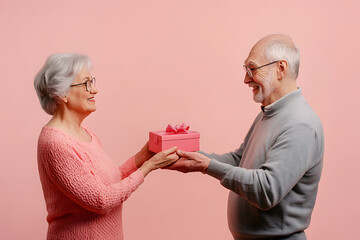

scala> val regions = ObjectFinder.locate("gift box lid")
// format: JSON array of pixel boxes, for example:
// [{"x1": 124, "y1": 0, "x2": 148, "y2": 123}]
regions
[{"x1": 150, "y1": 131, "x2": 200, "y2": 141}]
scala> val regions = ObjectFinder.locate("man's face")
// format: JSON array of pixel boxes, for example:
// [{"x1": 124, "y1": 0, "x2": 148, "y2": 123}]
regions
[{"x1": 244, "y1": 45, "x2": 277, "y2": 106}]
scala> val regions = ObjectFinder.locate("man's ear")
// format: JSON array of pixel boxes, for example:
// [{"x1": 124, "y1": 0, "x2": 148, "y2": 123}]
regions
[{"x1": 277, "y1": 60, "x2": 288, "y2": 80}]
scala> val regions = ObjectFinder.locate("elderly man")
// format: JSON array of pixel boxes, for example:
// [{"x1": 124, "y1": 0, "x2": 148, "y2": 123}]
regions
[{"x1": 168, "y1": 34, "x2": 324, "y2": 240}]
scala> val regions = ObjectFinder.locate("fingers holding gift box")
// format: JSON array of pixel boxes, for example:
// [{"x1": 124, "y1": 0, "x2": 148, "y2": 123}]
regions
[
  {"x1": 149, "y1": 123, "x2": 200, "y2": 153},
  {"x1": 165, "y1": 150, "x2": 210, "y2": 174},
  {"x1": 139, "y1": 146, "x2": 180, "y2": 177},
  {"x1": 135, "y1": 141, "x2": 156, "y2": 168}
]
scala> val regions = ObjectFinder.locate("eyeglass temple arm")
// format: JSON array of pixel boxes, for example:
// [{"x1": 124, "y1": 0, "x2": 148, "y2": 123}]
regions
[{"x1": 251, "y1": 61, "x2": 278, "y2": 70}]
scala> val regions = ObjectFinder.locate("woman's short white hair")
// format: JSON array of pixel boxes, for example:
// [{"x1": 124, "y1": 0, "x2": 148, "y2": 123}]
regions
[
  {"x1": 34, "y1": 53, "x2": 92, "y2": 115},
  {"x1": 265, "y1": 40, "x2": 300, "y2": 79}
]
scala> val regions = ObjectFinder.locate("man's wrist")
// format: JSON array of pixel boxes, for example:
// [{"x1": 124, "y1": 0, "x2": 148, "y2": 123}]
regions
[{"x1": 202, "y1": 157, "x2": 211, "y2": 174}]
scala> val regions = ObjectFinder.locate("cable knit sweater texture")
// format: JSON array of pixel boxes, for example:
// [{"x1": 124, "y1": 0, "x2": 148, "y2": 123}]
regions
[{"x1": 37, "y1": 126, "x2": 144, "y2": 240}]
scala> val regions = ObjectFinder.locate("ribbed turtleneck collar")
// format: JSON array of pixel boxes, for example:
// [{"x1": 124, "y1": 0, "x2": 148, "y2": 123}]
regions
[{"x1": 261, "y1": 88, "x2": 302, "y2": 117}]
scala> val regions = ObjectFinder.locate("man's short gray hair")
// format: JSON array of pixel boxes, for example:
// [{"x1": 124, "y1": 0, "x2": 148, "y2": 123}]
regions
[
  {"x1": 265, "y1": 40, "x2": 300, "y2": 79},
  {"x1": 34, "y1": 53, "x2": 92, "y2": 115}
]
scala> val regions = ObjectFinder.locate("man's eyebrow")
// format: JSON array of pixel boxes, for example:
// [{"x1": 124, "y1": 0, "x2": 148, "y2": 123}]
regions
[{"x1": 247, "y1": 61, "x2": 256, "y2": 67}]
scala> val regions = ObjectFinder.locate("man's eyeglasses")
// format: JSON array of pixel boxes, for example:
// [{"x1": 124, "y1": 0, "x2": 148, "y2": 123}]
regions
[
  {"x1": 243, "y1": 61, "x2": 278, "y2": 78},
  {"x1": 70, "y1": 77, "x2": 96, "y2": 92}
]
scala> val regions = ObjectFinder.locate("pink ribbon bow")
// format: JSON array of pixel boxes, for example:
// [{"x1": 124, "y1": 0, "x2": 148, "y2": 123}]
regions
[{"x1": 166, "y1": 123, "x2": 190, "y2": 134}]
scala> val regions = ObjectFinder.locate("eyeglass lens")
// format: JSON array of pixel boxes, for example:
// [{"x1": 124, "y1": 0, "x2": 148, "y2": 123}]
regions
[
  {"x1": 244, "y1": 66, "x2": 253, "y2": 78},
  {"x1": 86, "y1": 78, "x2": 96, "y2": 91}
]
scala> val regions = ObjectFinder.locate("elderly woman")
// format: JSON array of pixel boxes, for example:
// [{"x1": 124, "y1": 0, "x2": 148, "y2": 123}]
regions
[{"x1": 34, "y1": 53, "x2": 179, "y2": 240}]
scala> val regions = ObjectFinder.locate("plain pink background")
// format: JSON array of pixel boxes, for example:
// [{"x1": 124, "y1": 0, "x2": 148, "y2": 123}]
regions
[{"x1": 1, "y1": 0, "x2": 359, "y2": 239}]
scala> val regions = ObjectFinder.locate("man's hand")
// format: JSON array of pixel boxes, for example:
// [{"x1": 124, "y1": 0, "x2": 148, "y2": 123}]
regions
[{"x1": 165, "y1": 150, "x2": 211, "y2": 173}]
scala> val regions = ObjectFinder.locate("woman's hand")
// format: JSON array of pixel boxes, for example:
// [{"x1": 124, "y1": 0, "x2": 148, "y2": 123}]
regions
[
  {"x1": 135, "y1": 142, "x2": 155, "y2": 168},
  {"x1": 139, "y1": 147, "x2": 179, "y2": 177}
]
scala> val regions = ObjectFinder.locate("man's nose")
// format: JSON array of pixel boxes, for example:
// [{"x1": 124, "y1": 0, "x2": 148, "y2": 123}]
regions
[{"x1": 244, "y1": 73, "x2": 252, "y2": 84}]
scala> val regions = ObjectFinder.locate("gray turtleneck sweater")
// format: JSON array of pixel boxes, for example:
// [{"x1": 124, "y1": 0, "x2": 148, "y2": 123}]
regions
[{"x1": 202, "y1": 88, "x2": 324, "y2": 240}]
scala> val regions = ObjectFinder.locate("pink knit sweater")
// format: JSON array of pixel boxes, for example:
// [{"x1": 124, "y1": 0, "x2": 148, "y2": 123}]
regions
[{"x1": 37, "y1": 126, "x2": 144, "y2": 240}]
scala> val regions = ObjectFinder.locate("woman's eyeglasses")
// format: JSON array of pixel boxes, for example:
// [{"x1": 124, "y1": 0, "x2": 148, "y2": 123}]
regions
[{"x1": 70, "y1": 77, "x2": 96, "y2": 92}]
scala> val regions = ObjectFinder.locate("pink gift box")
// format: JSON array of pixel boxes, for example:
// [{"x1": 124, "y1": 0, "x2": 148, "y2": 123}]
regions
[{"x1": 149, "y1": 131, "x2": 200, "y2": 153}]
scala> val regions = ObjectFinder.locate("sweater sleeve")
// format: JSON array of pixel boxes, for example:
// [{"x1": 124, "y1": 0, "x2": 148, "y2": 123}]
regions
[
  {"x1": 118, "y1": 156, "x2": 138, "y2": 179},
  {"x1": 42, "y1": 141, "x2": 144, "y2": 215},
  {"x1": 206, "y1": 123, "x2": 321, "y2": 210},
  {"x1": 199, "y1": 144, "x2": 243, "y2": 167}
]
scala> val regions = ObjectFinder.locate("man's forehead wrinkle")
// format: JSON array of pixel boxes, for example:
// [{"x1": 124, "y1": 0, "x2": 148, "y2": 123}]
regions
[
  {"x1": 246, "y1": 50, "x2": 265, "y2": 67},
  {"x1": 245, "y1": 37, "x2": 271, "y2": 67}
]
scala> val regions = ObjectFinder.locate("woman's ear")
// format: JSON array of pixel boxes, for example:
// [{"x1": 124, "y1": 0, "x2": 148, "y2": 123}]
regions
[{"x1": 59, "y1": 96, "x2": 68, "y2": 103}]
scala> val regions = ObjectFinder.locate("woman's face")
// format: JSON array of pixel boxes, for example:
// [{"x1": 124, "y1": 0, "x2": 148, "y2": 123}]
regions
[{"x1": 66, "y1": 70, "x2": 98, "y2": 115}]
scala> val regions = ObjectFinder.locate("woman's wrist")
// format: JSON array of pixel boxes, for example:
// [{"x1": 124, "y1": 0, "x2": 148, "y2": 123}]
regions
[
  {"x1": 135, "y1": 151, "x2": 145, "y2": 168},
  {"x1": 139, "y1": 162, "x2": 153, "y2": 177}
]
